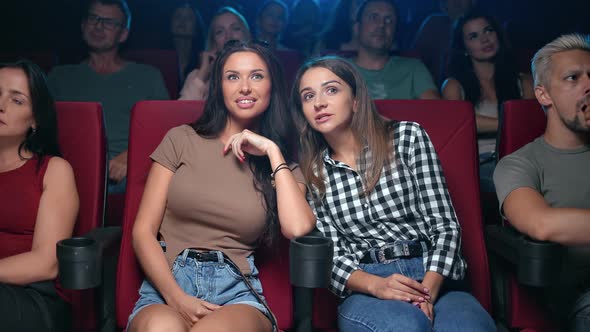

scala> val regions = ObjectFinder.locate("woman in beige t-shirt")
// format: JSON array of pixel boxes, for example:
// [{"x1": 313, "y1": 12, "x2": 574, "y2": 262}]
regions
[{"x1": 128, "y1": 41, "x2": 315, "y2": 332}]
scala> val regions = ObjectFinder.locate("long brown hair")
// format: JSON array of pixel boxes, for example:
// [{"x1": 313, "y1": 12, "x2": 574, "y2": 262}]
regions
[{"x1": 290, "y1": 56, "x2": 392, "y2": 200}]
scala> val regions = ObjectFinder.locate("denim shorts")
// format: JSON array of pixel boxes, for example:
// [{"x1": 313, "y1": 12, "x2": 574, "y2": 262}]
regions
[{"x1": 127, "y1": 249, "x2": 270, "y2": 328}]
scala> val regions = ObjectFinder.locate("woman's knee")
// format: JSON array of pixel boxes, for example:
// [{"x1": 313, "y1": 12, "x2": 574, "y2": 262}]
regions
[
  {"x1": 190, "y1": 304, "x2": 271, "y2": 332},
  {"x1": 129, "y1": 304, "x2": 187, "y2": 332}
]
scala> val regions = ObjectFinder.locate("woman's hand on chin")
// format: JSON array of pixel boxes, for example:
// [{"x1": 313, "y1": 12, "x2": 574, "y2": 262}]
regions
[{"x1": 223, "y1": 129, "x2": 278, "y2": 161}]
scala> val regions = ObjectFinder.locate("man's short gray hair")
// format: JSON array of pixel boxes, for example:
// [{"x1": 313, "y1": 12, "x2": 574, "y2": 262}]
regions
[{"x1": 532, "y1": 34, "x2": 590, "y2": 87}]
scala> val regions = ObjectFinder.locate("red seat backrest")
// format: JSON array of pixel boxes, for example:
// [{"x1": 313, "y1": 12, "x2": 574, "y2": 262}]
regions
[
  {"x1": 115, "y1": 100, "x2": 294, "y2": 330},
  {"x1": 56, "y1": 101, "x2": 107, "y2": 331},
  {"x1": 313, "y1": 99, "x2": 492, "y2": 329},
  {"x1": 116, "y1": 100, "x2": 204, "y2": 329},
  {"x1": 497, "y1": 99, "x2": 546, "y2": 159},
  {"x1": 497, "y1": 100, "x2": 557, "y2": 331},
  {"x1": 56, "y1": 102, "x2": 106, "y2": 235},
  {"x1": 123, "y1": 49, "x2": 179, "y2": 99}
]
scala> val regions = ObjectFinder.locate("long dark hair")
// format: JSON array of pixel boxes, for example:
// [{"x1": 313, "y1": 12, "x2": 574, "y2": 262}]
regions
[
  {"x1": 322, "y1": 0, "x2": 355, "y2": 50},
  {"x1": 0, "y1": 60, "x2": 61, "y2": 167},
  {"x1": 168, "y1": 2, "x2": 205, "y2": 78},
  {"x1": 192, "y1": 40, "x2": 293, "y2": 246},
  {"x1": 447, "y1": 11, "x2": 520, "y2": 107},
  {"x1": 291, "y1": 56, "x2": 392, "y2": 200}
]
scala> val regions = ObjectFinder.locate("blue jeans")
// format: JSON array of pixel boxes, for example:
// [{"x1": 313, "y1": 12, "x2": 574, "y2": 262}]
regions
[
  {"x1": 479, "y1": 152, "x2": 497, "y2": 193},
  {"x1": 338, "y1": 257, "x2": 495, "y2": 332},
  {"x1": 127, "y1": 250, "x2": 270, "y2": 329}
]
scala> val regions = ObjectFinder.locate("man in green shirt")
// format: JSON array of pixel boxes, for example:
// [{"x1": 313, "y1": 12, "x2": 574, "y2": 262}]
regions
[
  {"x1": 352, "y1": 0, "x2": 440, "y2": 100},
  {"x1": 48, "y1": 0, "x2": 169, "y2": 193}
]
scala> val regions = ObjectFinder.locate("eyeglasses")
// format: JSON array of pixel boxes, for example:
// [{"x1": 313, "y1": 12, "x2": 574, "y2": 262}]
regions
[{"x1": 85, "y1": 13, "x2": 124, "y2": 31}]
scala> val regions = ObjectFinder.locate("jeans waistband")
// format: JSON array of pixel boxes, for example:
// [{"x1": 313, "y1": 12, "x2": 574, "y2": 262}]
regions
[
  {"x1": 178, "y1": 249, "x2": 224, "y2": 266},
  {"x1": 360, "y1": 241, "x2": 429, "y2": 264}
]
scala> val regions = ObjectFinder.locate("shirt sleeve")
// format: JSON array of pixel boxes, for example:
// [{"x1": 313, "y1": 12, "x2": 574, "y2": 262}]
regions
[
  {"x1": 408, "y1": 123, "x2": 464, "y2": 279},
  {"x1": 289, "y1": 163, "x2": 306, "y2": 184},
  {"x1": 309, "y1": 194, "x2": 359, "y2": 298},
  {"x1": 179, "y1": 69, "x2": 208, "y2": 100},
  {"x1": 150, "y1": 126, "x2": 187, "y2": 172},
  {"x1": 149, "y1": 68, "x2": 170, "y2": 100},
  {"x1": 494, "y1": 152, "x2": 540, "y2": 217},
  {"x1": 411, "y1": 59, "x2": 437, "y2": 99}
]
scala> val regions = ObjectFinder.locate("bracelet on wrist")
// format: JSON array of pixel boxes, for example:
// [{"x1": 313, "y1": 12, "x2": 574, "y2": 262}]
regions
[{"x1": 270, "y1": 163, "x2": 290, "y2": 188}]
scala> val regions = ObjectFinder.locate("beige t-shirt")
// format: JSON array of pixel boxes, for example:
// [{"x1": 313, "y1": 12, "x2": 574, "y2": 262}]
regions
[{"x1": 151, "y1": 125, "x2": 304, "y2": 273}]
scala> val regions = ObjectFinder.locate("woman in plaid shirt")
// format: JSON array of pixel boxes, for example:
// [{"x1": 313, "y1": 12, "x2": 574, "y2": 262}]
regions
[{"x1": 291, "y1": 56, "x2": 494, "y2": 331}]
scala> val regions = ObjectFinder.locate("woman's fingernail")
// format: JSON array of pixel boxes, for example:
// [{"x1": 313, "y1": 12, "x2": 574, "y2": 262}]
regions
[
  {"x1": 419, "y1": 297, "x2": 424, "y2": 302},
  {"x1": 424, "y1": 288, "x2": 429, "y2": 293}
]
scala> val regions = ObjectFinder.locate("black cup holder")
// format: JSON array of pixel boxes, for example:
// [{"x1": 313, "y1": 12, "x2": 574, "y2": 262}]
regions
[
  {"x1": 57, "y1": 237, "x2": 101, "y2": 290},
  {"x1": 290, "y1": 235, "x2": 334, "y2": 288}
]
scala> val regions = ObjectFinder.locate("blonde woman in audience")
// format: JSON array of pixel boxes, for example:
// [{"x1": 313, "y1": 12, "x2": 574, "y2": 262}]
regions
[{"x1": 179, "y1": 7, "x2": 251, "y2": 100}]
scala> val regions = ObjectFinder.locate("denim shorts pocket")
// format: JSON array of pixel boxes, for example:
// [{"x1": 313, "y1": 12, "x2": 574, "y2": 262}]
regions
[{"x1": 224, "y1": 262, "x2": 244, "y2": 280}]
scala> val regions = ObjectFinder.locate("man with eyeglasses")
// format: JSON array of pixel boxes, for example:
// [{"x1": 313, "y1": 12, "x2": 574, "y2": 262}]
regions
[
  {"x1": 352, "y1": 0, "x2": 440, "y2": 100},
  {"x1": 48, "y1": 0, "x2": 169, "y2": 193}
]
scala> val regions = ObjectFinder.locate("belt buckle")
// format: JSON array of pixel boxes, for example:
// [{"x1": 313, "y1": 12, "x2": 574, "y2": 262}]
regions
[
  {"x1": 377, "y1": 247, "x2": 386, "y2": 262},
  {"x1": 402, "y1": 243, "x2": 410, "y2": 256}
]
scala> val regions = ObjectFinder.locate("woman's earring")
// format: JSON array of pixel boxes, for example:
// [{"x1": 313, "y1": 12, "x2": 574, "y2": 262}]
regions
[{"x1": 31, "y1": 127, "x2": 37, "y2": 133}]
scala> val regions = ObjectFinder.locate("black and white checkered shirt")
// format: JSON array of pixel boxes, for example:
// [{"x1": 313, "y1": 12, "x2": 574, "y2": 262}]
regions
[{"x1": 309, "y1": 121, "x2": 467, "y2": 298}]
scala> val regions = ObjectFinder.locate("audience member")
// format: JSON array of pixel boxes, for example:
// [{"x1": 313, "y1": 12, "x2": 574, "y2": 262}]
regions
[
  {"x1": 291, "y1": 56, "x2": 494, "y2": 332},
  {"x1": 412, "y1": 0, "x2": 477, "y2": 84},
  {"x1": 47, "y1": 0, "x2": 169, "y2": 194},
  {"x1": 168, "y1": 2, "x2": 205, "y2": 85},
  {"x1": 128, "y1": 40, "x2": 315, "y2": 332},
  {"x1": 494, "y1": 33, "x2": 590, "y2": 332},
  {"x1": 442, "y1": 12, "x2": 533, "y2": 192},
  {"x1": 179, "y1": 6, "x2": 251, "y2": 100},
  {"x1": 282, "y1": 0, "x2": 322, "y2": 58},
  {"x1": 319, "y1": 0, "x2": 360, "y2": 53},
  {"x1": 255, "y1": 0, "x2": 290, "y2": 50},
  {"x1": 353, "y1": 0, "x2": 439, "y2": 100},
  {"x1": 0, "y1": 60, "x2": 79, "y2": 331}
]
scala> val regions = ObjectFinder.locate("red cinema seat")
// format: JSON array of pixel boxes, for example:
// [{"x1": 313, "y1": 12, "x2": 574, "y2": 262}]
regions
[
  {"x1": 497, "y1": 100, "x2": 546, "y2": 159},
  {"x1": 115, "y1": 100, "x2": 293, "y2": 331},
  {"x1": 123, "y1": 49, "x2": 179, "y2": 99},
  {"x1": 489, "y1": 99, "x2": 558, "y2": 332},
  {"x1": 311, "y1": 99, "x2": 492, "y2": 330},
  {"x1": 56, "y1": 101, "x2": 107, "y2": 331}
]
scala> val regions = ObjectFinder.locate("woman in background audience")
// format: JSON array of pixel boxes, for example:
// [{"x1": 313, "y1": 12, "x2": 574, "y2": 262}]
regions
[
  {"x1": 319, "y1": 0, "x2": 360, "y2": 53},
  {"x1": 291, "y1": 56, "x2": 495, "y2": 332},
  {"x1": 442, "y1": 12, "x2": 533, "y2": 192},
  {"x1": 179, "y1": 6, "x2": 251, "y2": 100},
  {"x1": 0, "y1": 60, "x2": 79, "y2": 331},
  {"x1": 168, "y1": 2, "x2": 205, "y2": 85},
  {"x1": 128, "y1": 41, "x2": 315, "y2": 332},
  {"x1": 255, "y1": 0, "x2": 290, "y2": 50}
]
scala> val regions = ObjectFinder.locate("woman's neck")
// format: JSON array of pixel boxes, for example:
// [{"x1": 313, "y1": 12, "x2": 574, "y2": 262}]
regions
[
  {"x1": 257, "y1": 31, "x2": 279, "y2": 48},
  {"x1": 472, "y1": 60, "x2": 495, "y2": 81},
  {"x1": 219, "y1": 118, "x2": 259, "y2": 144},
  {"x1": 174, "y1": 37, "x2": 193, "y2": 62},
  {"x1": 324, "y1": 129, "x2": 360, "y2": 169},
  {"x1": 0, "y1": 141, "x2": 30, "y2": 172}
]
